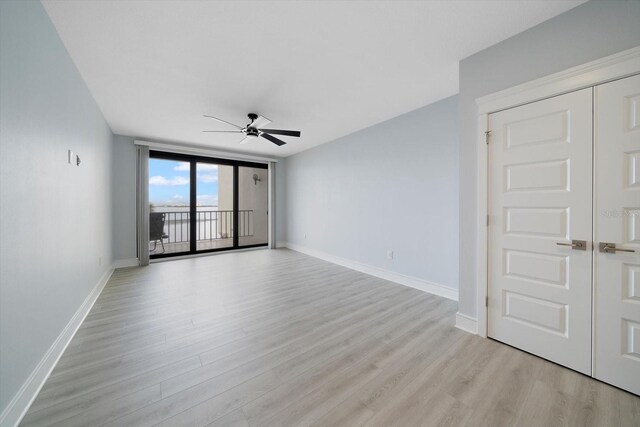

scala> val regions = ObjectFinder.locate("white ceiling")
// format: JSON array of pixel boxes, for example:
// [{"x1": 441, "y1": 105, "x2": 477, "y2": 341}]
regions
[{"x1": 42, "y1": 0, "x2": 585, "y2": 157}]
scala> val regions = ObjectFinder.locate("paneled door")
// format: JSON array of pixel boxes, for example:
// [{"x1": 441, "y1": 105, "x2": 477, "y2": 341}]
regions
[
  {"x1": 488, "y1": 88, "x2": 593, "y2": 374},
  {"x1": 593, "y1": 74, "x2": 640, "y2": 394}
]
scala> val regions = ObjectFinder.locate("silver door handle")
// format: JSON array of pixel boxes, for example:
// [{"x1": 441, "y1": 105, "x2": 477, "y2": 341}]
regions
[
  {"x1": 599, "y1": 242, "x2": 635, "y2": 254},
  {"x1": 556, "y1": 240, "x2": 586, "y2": 251}
]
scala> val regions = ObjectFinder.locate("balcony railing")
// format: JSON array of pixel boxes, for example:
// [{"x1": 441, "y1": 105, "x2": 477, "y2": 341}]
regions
[{"x1": 152, "y1": 210, "x2": 254, "y2": 244}]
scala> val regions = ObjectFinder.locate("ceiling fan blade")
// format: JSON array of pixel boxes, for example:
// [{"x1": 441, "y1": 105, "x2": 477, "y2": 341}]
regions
[
  {"x1": 202, "y1": 130, "x2": 243, "y2": 133},
  {"x1": 250, "y1": 115, "x2": 271, "y2": 129},
  {"x1": 261, "y1": 132, "x2": 287, "y2": 146},
  {"x1": 239, "y1": 136, "x2": 254, "y2": 145},
  {"x1": 259, "y1": 129, "x2": 301, "y2": 137},
  {"x1": 203, "y1": 115, "x2": 243, "y2": 129}
]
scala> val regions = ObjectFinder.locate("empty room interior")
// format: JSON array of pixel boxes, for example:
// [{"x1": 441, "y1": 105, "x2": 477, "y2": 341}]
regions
[{"x1": 2, "y1": 0, "x2": 640, "y2": 426}]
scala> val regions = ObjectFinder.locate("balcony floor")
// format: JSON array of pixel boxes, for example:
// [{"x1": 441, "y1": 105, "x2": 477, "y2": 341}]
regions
[{"x1": 150, "y1": 236, "x2": 268, "y2": 255}]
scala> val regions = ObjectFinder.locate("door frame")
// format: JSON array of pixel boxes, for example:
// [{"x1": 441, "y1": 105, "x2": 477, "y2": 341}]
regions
[{"x1": 467, "y1": 46, "x2": 640, "y2": 338}]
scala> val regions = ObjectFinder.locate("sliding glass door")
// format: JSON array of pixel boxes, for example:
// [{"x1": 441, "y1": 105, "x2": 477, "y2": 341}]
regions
[
  {"x1": 148, "y1": 151, "x2": 268, "y2": 258},
  {"x1": 195, "y1": 162, "x2": 234, "y2": 251},
  {"x1": 148, "y1": 157, "x2": 191, "y2": 255}
]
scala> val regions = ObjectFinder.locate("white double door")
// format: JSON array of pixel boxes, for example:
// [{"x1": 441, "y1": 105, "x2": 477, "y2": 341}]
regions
[{"x1": 488, "y1": 74, "x2": 640, "y2": 395}]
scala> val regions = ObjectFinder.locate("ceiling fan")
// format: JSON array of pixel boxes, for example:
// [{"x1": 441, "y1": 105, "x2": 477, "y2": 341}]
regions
[{"x1": 203, "y1": 113, "x2": 301, "y2": 146}]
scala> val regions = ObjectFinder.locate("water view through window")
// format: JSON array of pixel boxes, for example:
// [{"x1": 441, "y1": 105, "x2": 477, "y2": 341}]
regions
[{"x1": 148, "y1": 153, "x2": 268, "y2": 257}]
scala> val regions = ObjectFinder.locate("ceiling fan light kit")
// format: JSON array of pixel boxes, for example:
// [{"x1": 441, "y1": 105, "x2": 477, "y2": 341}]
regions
[{"x1": 203, "y1": 113, "x2": 301, "y2": 146}]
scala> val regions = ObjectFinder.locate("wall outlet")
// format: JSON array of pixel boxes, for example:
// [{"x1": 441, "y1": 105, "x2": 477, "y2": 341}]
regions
[
  {"x1": 68, "y1": 150, "x2": 74, "y2": 164},
  {"x1": 304, "y1": 233, "x2": 307, "y2": 240},
  {"x1": 386, "y1": 250, "x2": 394, "y2": 260}
]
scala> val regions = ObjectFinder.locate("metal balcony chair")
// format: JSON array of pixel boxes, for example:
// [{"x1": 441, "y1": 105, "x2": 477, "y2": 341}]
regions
[{"x1": 149, "y1": 212, "x2": 169, "y2": 253}]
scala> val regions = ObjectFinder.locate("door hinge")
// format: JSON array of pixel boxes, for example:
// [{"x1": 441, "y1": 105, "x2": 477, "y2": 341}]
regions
[
  {"x1": 485, "y1": 130, "x2": 491, "y2": 144},
  {"x1": 485, "y1": 296, "x2": 489, "y2": 307},
  {"x1": 486, "y1": 215, "x2": 490, "y2": 226}
]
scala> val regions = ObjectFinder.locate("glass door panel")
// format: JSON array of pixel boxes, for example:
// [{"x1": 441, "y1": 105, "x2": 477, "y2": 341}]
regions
[
  {"x1": 148, "y1": 158, "x2": 191, "y2": 256},
  {"x1": 238, "y1": 166, "x2": 269, "y2": 246},
  {"x1": 149, "y1": 151, "x2": 268, "y2": 259},
  {"x1": 196, "y1": 162, "x2": 233, "y2": 251}
]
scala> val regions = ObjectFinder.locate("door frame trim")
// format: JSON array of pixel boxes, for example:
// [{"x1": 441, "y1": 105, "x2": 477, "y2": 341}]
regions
[{"x1": 471, "y1": 46, "x2": 640, "y2": 338}]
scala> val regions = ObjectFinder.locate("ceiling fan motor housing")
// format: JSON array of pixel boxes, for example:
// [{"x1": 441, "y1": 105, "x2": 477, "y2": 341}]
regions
[{"x1": 246, "y1": 113, "x2": 260, "y2": 137}]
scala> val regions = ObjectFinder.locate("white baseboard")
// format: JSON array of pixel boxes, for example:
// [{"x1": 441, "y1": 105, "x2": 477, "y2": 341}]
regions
[
  {"x1": 0, "y1": 264, "x2": 115, "y2": 427},
  {"x1": 275, "y1": 241, "x2": 287, "y2": 249},
  {"x1": 285, "y1": 242, "x2": 458, "y2": 301},
  {"x1": 455, "y1": 312, "x2": 478, "y2": 335},
  {"x1": 113, "y1": 258, "x2": 139, "y2": 268}
]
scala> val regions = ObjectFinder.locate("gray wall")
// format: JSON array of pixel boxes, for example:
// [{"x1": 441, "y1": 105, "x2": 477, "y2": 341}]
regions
[
  {"x1": 458, "y1": 0, "x2": 640, "y2": 317},
  {"x1": 112, "y1": 135, "x2": 138, "y2": 261},
  {"x1": 286, "y1": 96, "x2": 459, "y2": 290},
  {"x1": 0, "y1": 0, "x2": 114, "y2": 415}
]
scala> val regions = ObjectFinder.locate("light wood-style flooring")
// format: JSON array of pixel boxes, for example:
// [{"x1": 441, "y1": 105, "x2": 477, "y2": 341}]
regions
[{"x1": 22, "y1": 249, "x2": 640, "y2": 426}]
